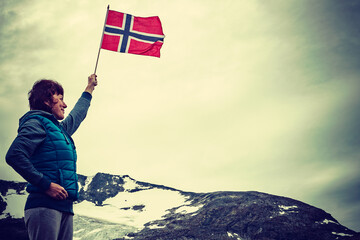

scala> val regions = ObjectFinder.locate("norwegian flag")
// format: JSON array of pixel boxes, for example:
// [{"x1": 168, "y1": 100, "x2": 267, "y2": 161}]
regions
[{"x1": 101, "y1": 9, "x2": 165, "y2": 58}]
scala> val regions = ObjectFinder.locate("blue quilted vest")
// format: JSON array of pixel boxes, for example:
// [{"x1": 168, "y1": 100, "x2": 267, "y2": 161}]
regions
[{"x1": 22, "y1": 114, "x2": 79, "y2": 200}]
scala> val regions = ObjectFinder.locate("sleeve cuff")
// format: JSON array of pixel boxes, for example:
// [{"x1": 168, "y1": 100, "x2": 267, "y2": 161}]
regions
[
  {"x1": 37, "y1": 177, "x2": 51, "y2": 191},
  {"x1": 81, "y1": 92, "x2": 92, "y2": 101}
]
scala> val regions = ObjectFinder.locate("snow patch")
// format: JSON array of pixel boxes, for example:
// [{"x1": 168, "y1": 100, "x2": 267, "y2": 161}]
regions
[
  {"x1": 316, "y1": 219, "x2": 339, "y2": 225},
  {"x1": 123, "y1": 177, "x2": 141, "y2": 191},
  {"x1": 148, "y1": 224, "x2": 166, "y2": 229},
  {"x1": 111, "y1": 175, "x2": 122, "y2": 186},
  {"x1": 74, "y1": 188, "x2": 189, "y2": 229},
  {"x1": 332, "y1": 232, "x2": 353, "y2": 237},
  {"x1": 123, "y1": 177, "x2": 151, "y2": 192},
  {"x1": 82, "y1": 175, "x2": 94, "y2": 191},
  {"x1": 175, "y1": 204, "x2": 202, "y2": 214},
  {"x1": 227, "y1": 231, "x2": 242, "y2": 239},
  {"x1": 0, "y1": 192, "x2": 28, "y2": 219},
  {"x1": 73, "y1": 214, "x2": 137, "y2": 240},
  {"x1": 6, "y1": 189, "x2": 17, "y2": 195},
  {"x1": 278, "y1": 205, "x2": 299, "y2": 215},
  {"x1": 279, "y1": 205, "x2": 298, "y2": 210}
]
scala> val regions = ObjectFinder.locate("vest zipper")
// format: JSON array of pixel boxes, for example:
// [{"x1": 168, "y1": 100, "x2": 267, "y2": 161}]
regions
[{"x1": 62, "y1": 131, "x2": 70, "y2": 144}]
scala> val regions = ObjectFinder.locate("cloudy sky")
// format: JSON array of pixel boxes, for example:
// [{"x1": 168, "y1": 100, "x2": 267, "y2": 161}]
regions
[{"x1": 1, "y1": 0, "x2": 360, "y2": 231}]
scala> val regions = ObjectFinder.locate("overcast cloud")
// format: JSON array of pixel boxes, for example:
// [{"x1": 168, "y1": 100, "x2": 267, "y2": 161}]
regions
[{"x1": 1, "y1": 0, "x2": 359, "y2": 231}]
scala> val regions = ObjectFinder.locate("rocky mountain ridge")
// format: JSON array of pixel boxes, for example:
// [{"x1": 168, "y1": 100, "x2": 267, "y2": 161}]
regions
[{"x1": 0, "y1": 172, "x2": 359, "y2": 240}]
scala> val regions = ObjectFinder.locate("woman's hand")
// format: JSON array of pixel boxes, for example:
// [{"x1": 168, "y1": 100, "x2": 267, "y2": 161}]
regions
[
  {"x1": 85, "y1": 74, "x2": 98, "y2": 94},
  {"x1": 45, "y1": 182, "x2": 69, "y2": 200}
]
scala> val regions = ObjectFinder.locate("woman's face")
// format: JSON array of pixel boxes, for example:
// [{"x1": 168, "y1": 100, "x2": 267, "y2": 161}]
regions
[{"x1": 49, "y1": 93, "x2": 67, "y2": 120}]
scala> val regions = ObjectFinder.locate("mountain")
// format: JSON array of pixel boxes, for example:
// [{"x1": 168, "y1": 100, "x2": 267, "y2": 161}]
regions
[{"x1": 0, "y1": 172, "x2": 359, "y2": 240}]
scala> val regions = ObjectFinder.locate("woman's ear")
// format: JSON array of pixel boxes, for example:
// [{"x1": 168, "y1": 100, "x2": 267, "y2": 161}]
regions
[{"x1": 44, "y1": 99, "x2": 52, "y2": 108}]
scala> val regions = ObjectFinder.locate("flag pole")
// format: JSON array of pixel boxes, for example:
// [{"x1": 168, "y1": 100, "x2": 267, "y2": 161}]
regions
[{"x1": 94, "y1": 5, "x2": 110, "y2": 74}]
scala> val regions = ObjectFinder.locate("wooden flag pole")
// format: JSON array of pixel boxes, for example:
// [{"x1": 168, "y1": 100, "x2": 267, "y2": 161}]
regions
[{"x1": 94, "y1": 5, "x2": 110, "y2": 74}]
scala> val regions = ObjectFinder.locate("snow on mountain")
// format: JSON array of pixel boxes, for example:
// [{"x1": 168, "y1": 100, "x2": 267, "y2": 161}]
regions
[
  {"x1": 75, "y1": 174, "x2": 201, "y2": 227},
  {"x1": 72, "y1": 173, "x2": 203, "y2": 239},
  {"x1": 0, "y1": 189, "x2": 27, "y2": 220},
  {"x1": 73, "y1": 214, "x2": 137, "y2": 240},
  {"x1": 0, "y1": 180, "x2": 28, "y2": 220},
  {"x1": 1, "y1": 173, "x2": 360, "y2": 240},
  {"x1": 0, "y1": 174, "x2": 203, "y2": 240},
  {"x1": 74, "y1": 187, "x2": 195, "y2": 228}
]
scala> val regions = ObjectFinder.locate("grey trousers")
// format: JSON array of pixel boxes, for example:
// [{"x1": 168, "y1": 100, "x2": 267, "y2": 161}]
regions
[{"x1": 24, "y1": 207, "x2": 73, "y2": 240}]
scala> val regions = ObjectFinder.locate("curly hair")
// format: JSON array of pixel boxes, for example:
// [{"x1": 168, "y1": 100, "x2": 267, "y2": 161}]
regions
[{"x1": 28, "y1": 79, "x2": 64, "y2": 112}]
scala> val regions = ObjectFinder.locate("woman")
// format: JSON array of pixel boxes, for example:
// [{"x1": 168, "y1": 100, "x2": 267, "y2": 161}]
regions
[{"x1": 6, "y1": 74, "x2": 98, "y2": 240}]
